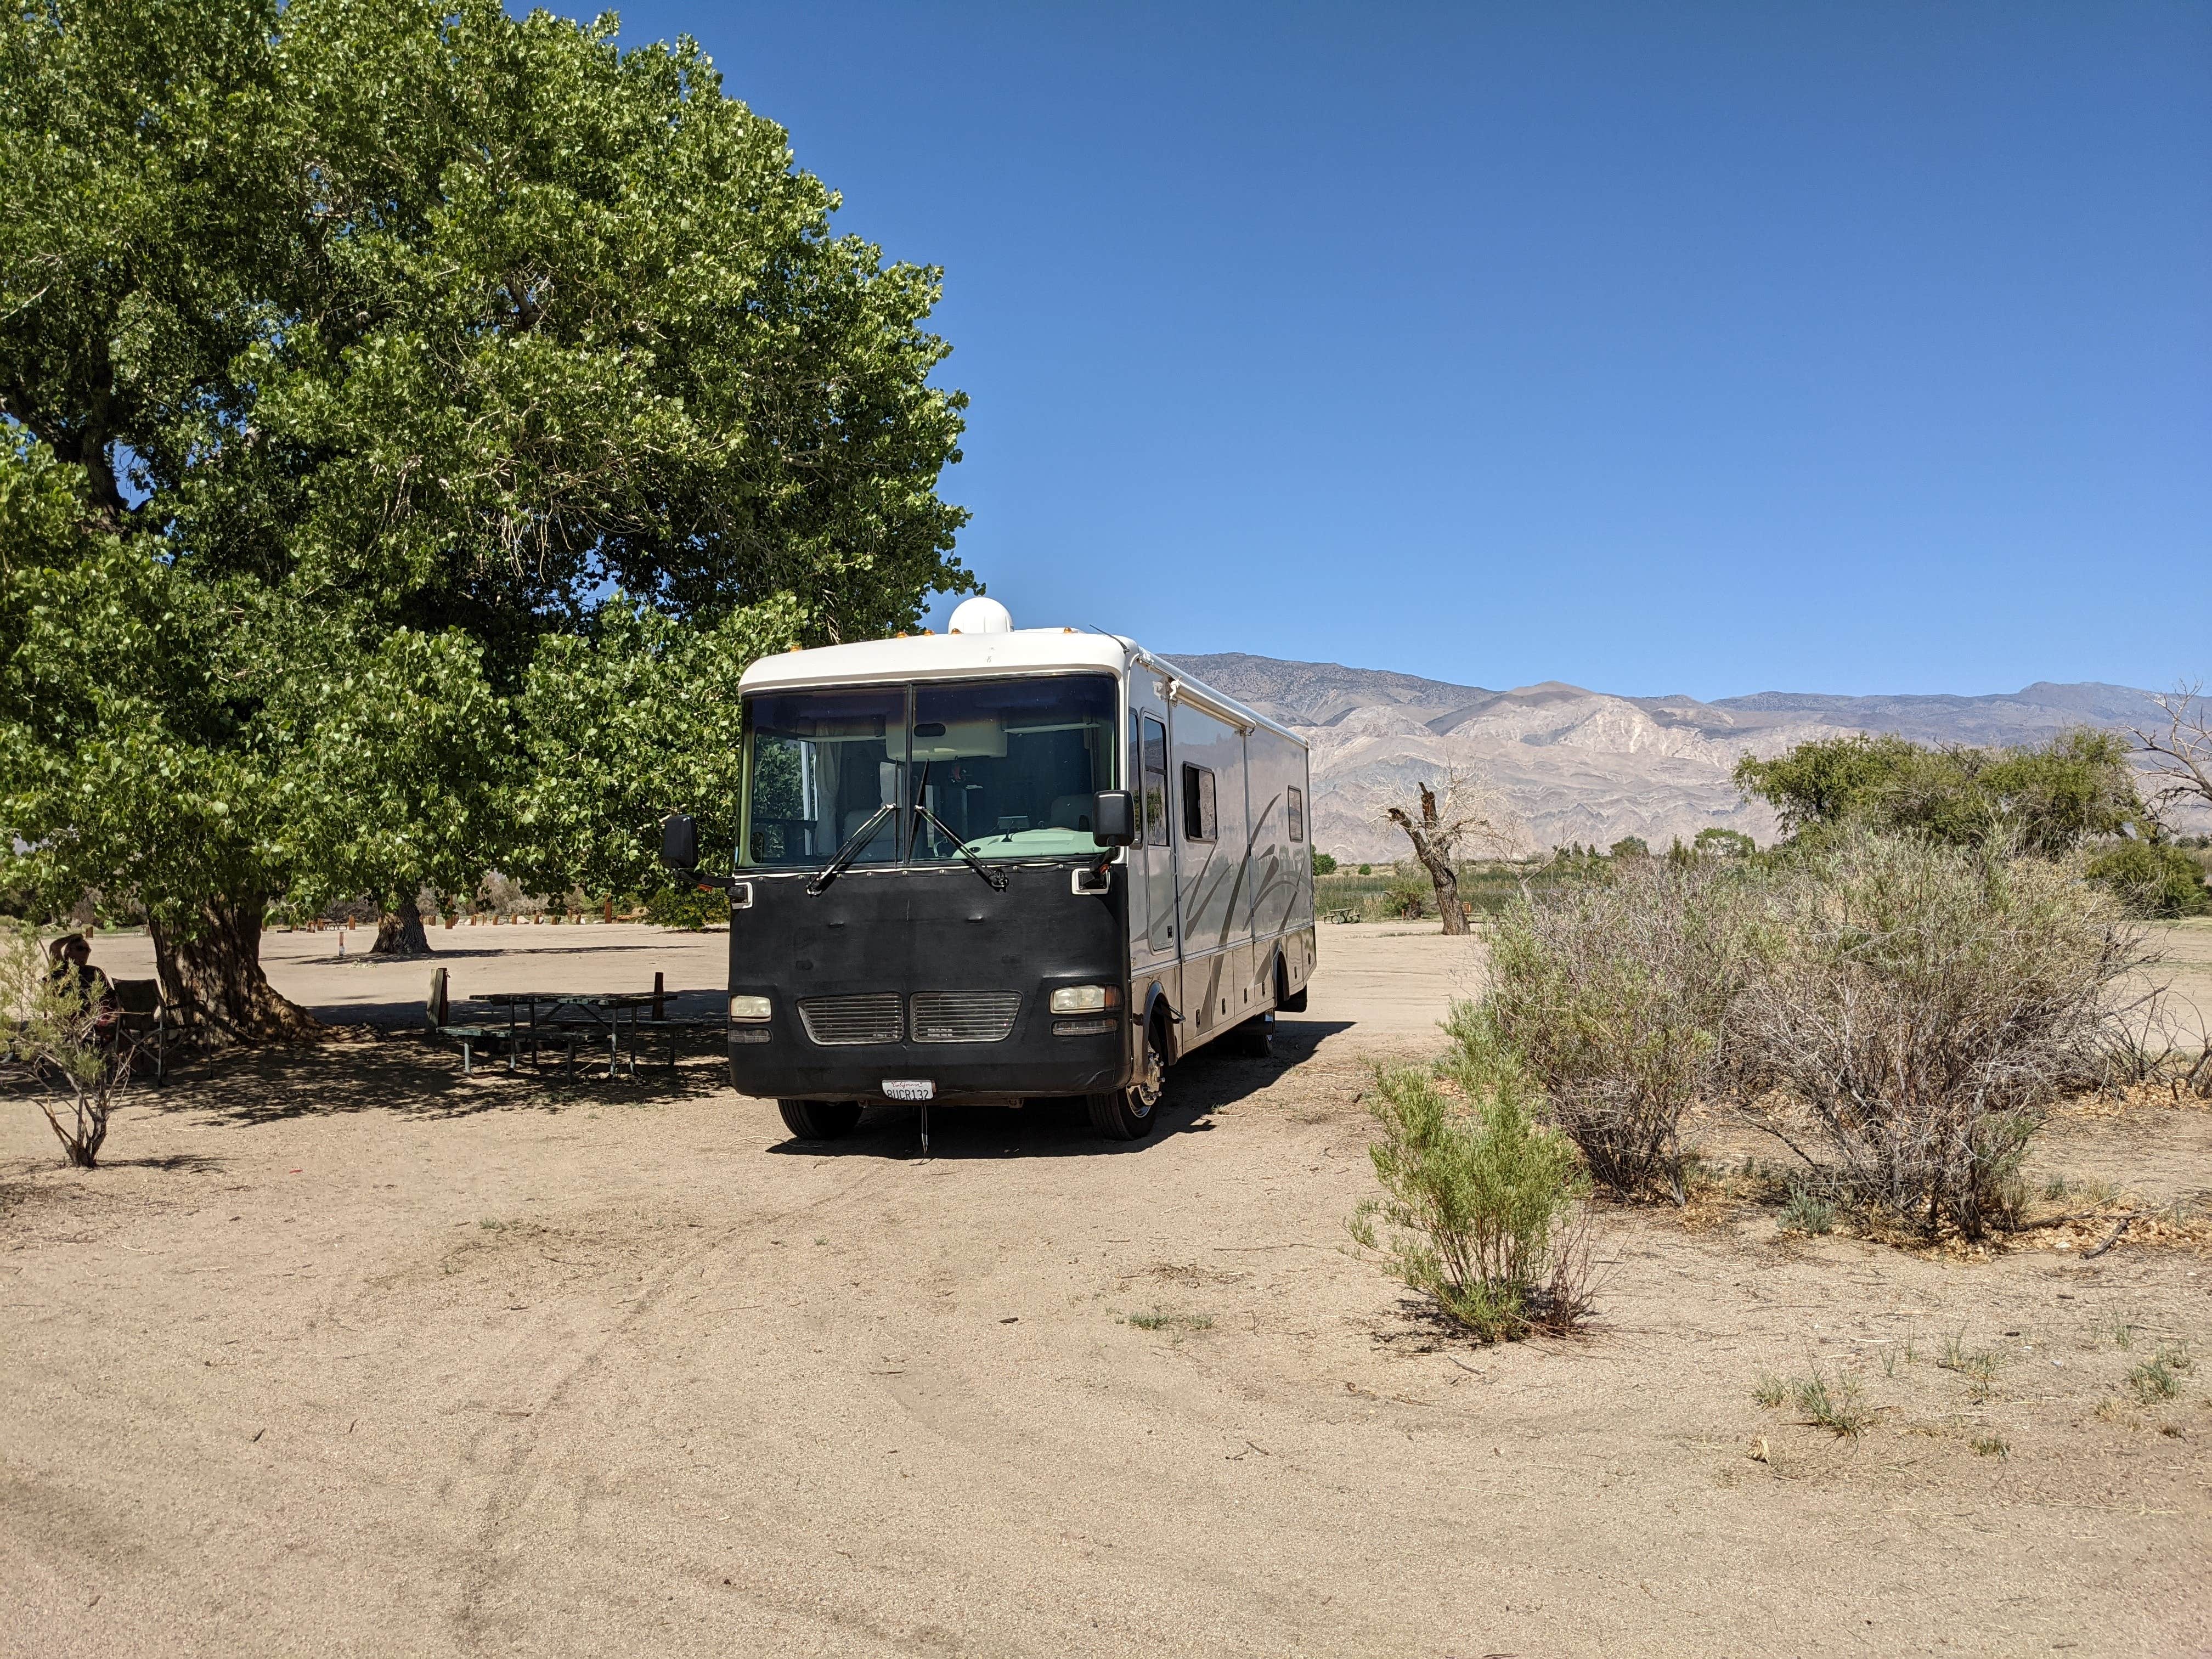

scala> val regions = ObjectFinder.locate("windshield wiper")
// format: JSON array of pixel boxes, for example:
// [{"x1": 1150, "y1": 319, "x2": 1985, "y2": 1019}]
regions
[
  {"x1": 902, "y1": 761, "x2": 1010, "y2": 893},
  {"x1": 912, "y1": 803, "x2": 1010, "y2": 893},
  {"x1": 805, "y1": 803, "x2": 896, "y2": 896}
]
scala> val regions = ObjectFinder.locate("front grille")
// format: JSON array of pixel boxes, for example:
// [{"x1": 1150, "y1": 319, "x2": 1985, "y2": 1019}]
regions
[
  {"x1": 798, "y1": 994, "x2": 904, "y2": 1046},
  {"x1": 909, "y1": 991, "x2": 1023, "y2": 1044}
]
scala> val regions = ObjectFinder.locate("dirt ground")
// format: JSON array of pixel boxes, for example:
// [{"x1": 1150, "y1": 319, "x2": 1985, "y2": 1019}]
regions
[{"x1": 4, "y1": 920, "x2": 2209, "y2": 1657}]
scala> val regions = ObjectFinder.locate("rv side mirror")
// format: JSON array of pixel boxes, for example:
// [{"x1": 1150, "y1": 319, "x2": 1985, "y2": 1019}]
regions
[
  {"x1": 661, "y1": 813, "x2": 699, "y2": 872},
  {"x1": 1092, "y1": 791, "x2": 1137, "y2": 847}
]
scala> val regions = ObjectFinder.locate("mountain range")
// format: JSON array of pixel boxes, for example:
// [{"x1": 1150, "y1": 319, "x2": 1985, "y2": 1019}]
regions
[{"x1": 1158, "y1": 653, "x2": 2172, "y2": 864}]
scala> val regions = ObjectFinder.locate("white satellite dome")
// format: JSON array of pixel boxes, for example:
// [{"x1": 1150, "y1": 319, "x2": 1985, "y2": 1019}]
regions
[{"x1": 945, "y1": 595, "x2": 1013, "y2": 635}]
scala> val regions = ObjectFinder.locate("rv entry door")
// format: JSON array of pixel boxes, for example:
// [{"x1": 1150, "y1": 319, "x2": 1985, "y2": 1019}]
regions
[{"x1": 1130, "y1": 712, "x2": 1178, "y2": 967}]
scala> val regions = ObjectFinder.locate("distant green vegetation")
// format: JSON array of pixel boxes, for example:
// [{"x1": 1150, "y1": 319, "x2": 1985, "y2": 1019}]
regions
[{"x1": 1735, "y1": 729, "x2": 2207, "y2": 917}]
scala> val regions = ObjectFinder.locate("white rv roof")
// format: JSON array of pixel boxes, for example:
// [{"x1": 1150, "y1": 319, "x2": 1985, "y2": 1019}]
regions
[{"x1": 738, "y1": 629, "x2": 1304, "y2": 747}]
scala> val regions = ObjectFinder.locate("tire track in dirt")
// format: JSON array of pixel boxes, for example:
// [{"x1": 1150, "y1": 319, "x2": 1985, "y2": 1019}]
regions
[{"x1": 444, "y1": 1147, "x2": 898, "y2": 1654}]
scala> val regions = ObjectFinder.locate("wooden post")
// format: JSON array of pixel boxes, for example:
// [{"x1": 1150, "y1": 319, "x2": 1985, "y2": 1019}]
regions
[
  {"x1": 652, "y1": 971, "x2": 665, "y2": 1022},
  {"x1": 603, "y1": 898, "x2": 614, "y2": 925}
]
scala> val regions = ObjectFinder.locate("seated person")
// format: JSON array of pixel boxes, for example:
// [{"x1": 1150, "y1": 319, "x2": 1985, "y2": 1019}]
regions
[{"x1": 47, "y1": 933, "x2": 120, "y2": 1036}]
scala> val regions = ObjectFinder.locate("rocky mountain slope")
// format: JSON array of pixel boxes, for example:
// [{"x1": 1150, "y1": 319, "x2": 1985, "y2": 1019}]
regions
[{"x1": 1160, "y1": 652, "x2": 2166, "y2": 864}]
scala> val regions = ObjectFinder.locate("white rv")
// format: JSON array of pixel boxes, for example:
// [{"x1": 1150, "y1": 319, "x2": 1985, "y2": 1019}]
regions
[{"x1": 661, "y1": 600, "x2": 1317, "y2": 1143}]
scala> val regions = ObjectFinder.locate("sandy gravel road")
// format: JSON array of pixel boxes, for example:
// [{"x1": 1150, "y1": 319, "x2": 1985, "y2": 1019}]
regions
[{"x1": 4, "y1": 922, "x2": 2208, "y2": 1657}]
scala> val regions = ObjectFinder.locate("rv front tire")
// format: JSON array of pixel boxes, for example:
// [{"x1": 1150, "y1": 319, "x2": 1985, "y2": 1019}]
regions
[
  {"x1": 777, "y1": 1099, "x2": 863, "y2": 1141},
  {"x1": 1088, "y1": 1018, "x2": 1166, "y2": 1141}
]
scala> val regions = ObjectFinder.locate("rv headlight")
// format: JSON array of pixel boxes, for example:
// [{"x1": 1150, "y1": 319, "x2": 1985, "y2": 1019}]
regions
[
  {"x1": 729, "y1": 994, "x2": 772, "y2": 1023},
  {"x1": 1048, "y1": 985, "x2": 1120, "y2": 1014}
]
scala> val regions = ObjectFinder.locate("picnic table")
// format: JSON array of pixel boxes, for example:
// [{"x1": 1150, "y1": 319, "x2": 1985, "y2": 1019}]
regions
[{"x1": 480, "y1": 990, "x2": 663, "y2": 1080}]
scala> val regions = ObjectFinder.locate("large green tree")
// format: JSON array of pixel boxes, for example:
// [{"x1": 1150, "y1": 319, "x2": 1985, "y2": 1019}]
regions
[
  {"x1": 2, "y1": 0, "x2": 973, "y2": 1035},
  {"x1": 1734, "y1": 729, "x2": 2147, "y2": 857}
]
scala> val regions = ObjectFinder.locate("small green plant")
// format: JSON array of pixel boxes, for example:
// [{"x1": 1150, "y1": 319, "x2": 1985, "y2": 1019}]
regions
[
  {"x1": 2127, "y1": 1345, "x2": 2192, "y2": 1403},
  {"x1": 1878, "y1": 1344, "x2": 1905, "y2": 1378},
  {"x1": 1348, "y1": 1028, "x2": 1593, "y2": 1344},
  {"x1": 1779, "y1": 1187, "x2": 1837, "y2": 1235},
  {"x1": 1792, "y1": 1367, "x2": 1874, "y2": 1438},
  {"x1": 2042, "y1": 1174, "x2": 2072, "y2": 1202},
  {"x1": 1126, "y1": 1309, "x2": 1213, "y2": 1334},
  {"x1": 2104, "y1": 1317, "x2": 2137, "y2": 1351},
  {"x1": 1358, "y1": 863, "x2": 1373, "y2": 876},
  {"x1": 1971, "y1": 1435, "x2": 2008, "y2": 1458},
  {"x1": 1939, "y1": 1332, "x2": 2005, "y2": 1399},
  {"x1": 1752, "y1": 1373, "x2": 1787, "y2": 1408}
]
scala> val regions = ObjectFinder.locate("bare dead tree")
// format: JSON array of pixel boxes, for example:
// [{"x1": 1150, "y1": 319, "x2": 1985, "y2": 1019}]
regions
[
  {"x1": 2130, "y1": 681, "x2": 2212, "y2": 829},
  {"x1": 1382, "y1": 763, "x2": 1517, "y2": 935}
]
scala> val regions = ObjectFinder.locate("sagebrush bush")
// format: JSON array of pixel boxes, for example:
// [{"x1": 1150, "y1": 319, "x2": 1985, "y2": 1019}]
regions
[
  {"x1": 1349, "y1": 1028, "x2": 1593, "y2": 1341},
  {"x1": 2084, "y1": 840, "x2": 2211, "y2": 918},
  {"x1": 1727, "y1": 831, "x2": 2142, "y2": 1239},
  {"x1": 1481, "y1": 857, "x2": 1762, "y2": 1201}
]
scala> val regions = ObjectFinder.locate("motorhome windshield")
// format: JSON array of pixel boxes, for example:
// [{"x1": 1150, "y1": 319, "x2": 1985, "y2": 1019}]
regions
[{"x1": 742, "y1": 675, "x2": 1119, "y2": 868}]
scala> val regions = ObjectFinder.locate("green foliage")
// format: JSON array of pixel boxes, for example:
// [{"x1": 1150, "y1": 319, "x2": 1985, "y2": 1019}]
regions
[
  {"x1": 1607, "y1": 836, "x2": 1649, "y2": 860},
  {"x1": 1380, "y1": 865, "x2": 1430, "y2": 918},
  {"x1": 1735, "y1": 730, "x2": 2145, "y2": 856},
  {"x1": 1348, "y1": 1028, "x2": 1592, "y2": 1342},
  {"x1": 0, "y1": 0, "x2": 969, "y2": 1022},
  {"x1": 1358, "y1": 863, "x2": 1372, "y2": 876},
  {"x1": 2085, "y1": 840, "x2": 2211, "y2": 918},
  {"x1": 1692, "y1": 827, "x2": 1758, "y2": 860},
  {"x1": 642, "y1": 883, "x2": 731, "y2": 932},
  {"x1": 511, "y1": 597, "x2": 799, "y2": 896},
  {"x1": 1311, "y1": 849, "x2": 1337, "y2": 876}
]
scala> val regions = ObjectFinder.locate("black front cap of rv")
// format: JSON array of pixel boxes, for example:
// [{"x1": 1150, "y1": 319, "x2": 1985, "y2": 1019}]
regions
[{"x1": 724, "y1": 862, "x2": 1132, "y2": 1103}]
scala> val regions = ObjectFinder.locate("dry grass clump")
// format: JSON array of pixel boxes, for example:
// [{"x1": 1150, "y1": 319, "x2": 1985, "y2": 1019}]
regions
[
  {"x1": 1752, "y1": 1363, "x2": 1874, "y2": 1438},
  {"x1": 2126, "y1": 1345, "x2": 2193, "y2": 1403},
  {"x1": 1349, "y1": 1029, "x2": 1595, "y2": 1343}
]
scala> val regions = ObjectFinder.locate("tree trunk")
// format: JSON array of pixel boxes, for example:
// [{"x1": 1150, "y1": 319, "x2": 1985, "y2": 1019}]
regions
[
  {"x1": 1386, "y1": 788, "x2": 1470, "y2": 935},
  {"x1": 1421, "y1": 851, "x2": 1469, "y2": 935},
  {"x1": 370, "y1": 893, "x2": 433, "y2": 957},
  {"x1": 149, "y1": 896, "x2": 322, "y2": 1048}
]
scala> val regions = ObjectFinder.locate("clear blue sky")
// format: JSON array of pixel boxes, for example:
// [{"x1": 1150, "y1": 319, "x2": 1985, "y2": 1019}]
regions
[{"x1": 613, "y1": 1, "x2": 2209, "y2": 699}]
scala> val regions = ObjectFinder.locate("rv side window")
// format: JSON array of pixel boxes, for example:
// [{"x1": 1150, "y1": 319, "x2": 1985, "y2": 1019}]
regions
[
  {"x1": 1142, "y1": 716, "x2": 1169, "y2": 847},
  {"x1": 1181, "y1": 764, "x2": 1216, "y2": 843},
  {"x1": 1287, "y1": 785, "x2": 1305, "y2": 842}
]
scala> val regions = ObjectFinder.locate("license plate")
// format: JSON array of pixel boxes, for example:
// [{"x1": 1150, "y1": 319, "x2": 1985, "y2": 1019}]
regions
[{"x1": 882, "y1": 1079, "x2": 934, "y2": 1102}]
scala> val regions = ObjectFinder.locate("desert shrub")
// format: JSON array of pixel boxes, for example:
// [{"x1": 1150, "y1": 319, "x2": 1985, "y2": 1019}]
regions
[
  {"x1": 1348, "y1": 1037, "x2": 1592, "y2": 1342},
  {"x1": 1379, "y1": 865, "x2": 1430, "y2": 919},
  {"x1": 1481, "y1": 857, "x2": 1763, "y2": 1201},
  {"x1": 643, "y1": 884, "x2": 730, "y2": 930},
  {"x1": 1, "y1": 923, "x2": 136, "y2": 1167},
  {"x1": 1778, "y1": 1185, "x2": 1836, "y2": 1235},
  {"x1": 1726, "y1": 831, "x2": 2143, "y2": 1239},
  {"x1": 2085, "y1": 840, "x2": 2211, "y2": 918}
]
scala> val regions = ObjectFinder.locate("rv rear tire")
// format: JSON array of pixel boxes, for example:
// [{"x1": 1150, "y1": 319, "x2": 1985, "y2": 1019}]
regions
[{"x1": 777, "y1": 1099, "x2": 862, "y2": 1141}]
